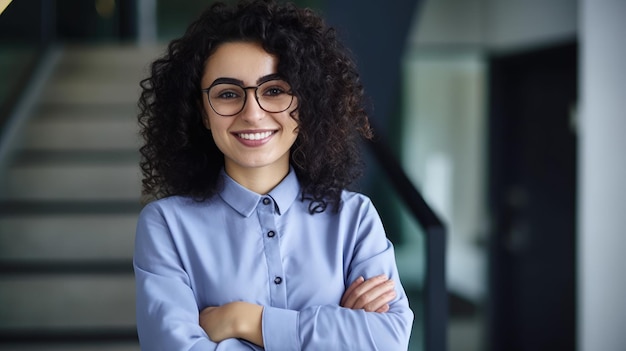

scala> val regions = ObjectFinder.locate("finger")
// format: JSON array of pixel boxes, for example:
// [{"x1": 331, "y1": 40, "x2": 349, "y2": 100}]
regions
[
  {"x1": 352, "y1": 279, "x2": 395, "y2": 310},
  {"x1": 341, "y1": 276, "x2": 364, "y2": 307},
  {"x1": 363, "y1": 289, "x2": 396, "y2": 312},
  {"x1": 375, "y1": 304, "x2": 390, "y2": 313},
  {"x1": 343, "y1": 275, "x2": 390, "y2": 309},
  {"x1": 346, "y1": 275, "x2": 389, "y2": 308}
]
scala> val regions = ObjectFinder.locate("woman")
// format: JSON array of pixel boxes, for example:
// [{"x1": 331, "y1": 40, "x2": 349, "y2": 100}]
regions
[{"x1": 134, "y1": 0, "x2": 414, "y2": 350}]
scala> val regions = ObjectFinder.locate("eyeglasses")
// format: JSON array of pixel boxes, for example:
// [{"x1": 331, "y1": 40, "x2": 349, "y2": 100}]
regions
[{"x1": 202, "y1": 79, "x2": 294, "y2": 117}]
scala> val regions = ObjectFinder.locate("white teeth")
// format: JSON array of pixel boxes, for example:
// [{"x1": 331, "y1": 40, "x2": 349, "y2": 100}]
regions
[{"x1": 238, "y1": 131, "x2": 274, "y2": 140}]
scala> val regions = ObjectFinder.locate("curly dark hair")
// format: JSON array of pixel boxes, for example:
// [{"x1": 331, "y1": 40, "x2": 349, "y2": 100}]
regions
[{"x1": 138, "y1": 0, "x2": 373, "y2": 213}]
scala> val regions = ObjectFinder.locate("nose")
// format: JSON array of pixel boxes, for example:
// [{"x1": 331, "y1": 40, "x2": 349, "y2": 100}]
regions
[{"x1": 240, "y1": 88, "x2": 265, "y2": 123}]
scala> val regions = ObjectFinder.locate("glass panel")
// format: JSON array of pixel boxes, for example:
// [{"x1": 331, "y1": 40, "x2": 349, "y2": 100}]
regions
[
  {"x1": 360, "y1": 146, "x2": 427, "y2": 351},
  {"x1": 401, "y1": 46, "x2": 489, "y2": 351}
]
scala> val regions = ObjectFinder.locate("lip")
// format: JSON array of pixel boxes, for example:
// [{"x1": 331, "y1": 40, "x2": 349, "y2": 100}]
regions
[{"x1": 232, "y1": 129, "x2": 277, "y2": 147}]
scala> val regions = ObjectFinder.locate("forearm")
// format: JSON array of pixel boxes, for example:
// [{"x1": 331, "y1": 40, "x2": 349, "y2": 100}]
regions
[
  {"x1": 237, "y1": 304, "x2": 264, "y2": 347},
  {"x1": 198, "y1": 289, "x2": 412, "y2": 350},
  {"x1": 201, "y1": 274, "x2": 399, "y2": 348},
  {"x1": 200, "y1": 302, "x2": 264, "y2": 347},
  {"x1": 262, "y1": 302, "x2": 413, "y2": 351}
]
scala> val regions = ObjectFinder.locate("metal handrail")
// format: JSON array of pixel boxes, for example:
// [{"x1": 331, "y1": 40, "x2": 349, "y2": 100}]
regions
[{"x1": 366, "y1": 136, "x2": 448, "y2": 351}]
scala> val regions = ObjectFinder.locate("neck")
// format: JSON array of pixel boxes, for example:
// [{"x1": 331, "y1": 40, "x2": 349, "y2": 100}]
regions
[{"x1": 225, "y1": 163, "x2": 290, "y2": 195}]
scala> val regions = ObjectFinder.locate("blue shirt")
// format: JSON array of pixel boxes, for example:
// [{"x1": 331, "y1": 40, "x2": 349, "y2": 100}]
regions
[{"x1": 134, "y1": 169, "x2": 414, "y2": 350}]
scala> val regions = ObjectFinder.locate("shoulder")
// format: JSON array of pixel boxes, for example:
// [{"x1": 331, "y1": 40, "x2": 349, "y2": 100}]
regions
[
  {"x1": 138, "y1": 195, "x2": 217, "y2": 220},
  {"x1": 340, "y1": 189, "x2": 375, "y2": 210},
  {"x1": 135, "y1": 195, "x2": 220, "y2": 240},
  {"x1": 140, "y1": 195, "x2": 189, "y2": 213},
  {"x1": 336, "y1": 189, "x2": 382, "y2": 222}
]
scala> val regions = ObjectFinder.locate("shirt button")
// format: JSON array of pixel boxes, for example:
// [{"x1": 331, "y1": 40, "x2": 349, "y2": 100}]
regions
[
  {"x1": 263, "y1": 198, "x2": 271, "y2": 205},
  {"x1": 267, "y1": 230, "x2": 276, "y2": 238},
  {"x1": 274, "y1": 276, "x2": 283, "y2": 284}
]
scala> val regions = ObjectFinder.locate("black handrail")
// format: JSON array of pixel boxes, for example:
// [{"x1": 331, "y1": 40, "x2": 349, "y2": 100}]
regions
[{"x1": 367, "y1": 136, "x2": 448, "y2": 351}]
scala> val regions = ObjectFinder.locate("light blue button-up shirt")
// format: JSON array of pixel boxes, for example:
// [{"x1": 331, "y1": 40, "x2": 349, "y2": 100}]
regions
[{"x1": 134, "y1": 169, "x2": 414, "y2": 350}]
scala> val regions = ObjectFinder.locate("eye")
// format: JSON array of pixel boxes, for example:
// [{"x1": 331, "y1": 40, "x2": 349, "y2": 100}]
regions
[
  {"x1": 210, "y1": 84, "x2": 244, "y2": 100},
  {"x1": 265, "y1": 87, "x2": 286, "y2": 96},
  {"x1": 217, "y1": 91, "x2": 240, "y2": 99},
  {"x1": 261, "y1": 80, "x2": 291, "y2": 97}
]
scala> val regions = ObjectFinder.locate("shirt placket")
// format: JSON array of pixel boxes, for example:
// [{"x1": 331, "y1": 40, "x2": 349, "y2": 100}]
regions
[{"x1": 258, "y1": 196, "x2": 287, "y2": 308}]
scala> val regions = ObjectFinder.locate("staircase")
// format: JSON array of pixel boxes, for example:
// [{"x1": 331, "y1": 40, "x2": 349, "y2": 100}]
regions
[{"x1": 0, "y1": 44, "x2": 164, "y2": 350}]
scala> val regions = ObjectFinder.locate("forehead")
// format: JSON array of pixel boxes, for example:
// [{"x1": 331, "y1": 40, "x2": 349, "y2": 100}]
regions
[{"x1": 202, "y1": 42, "x2": 279, "y2": 85}]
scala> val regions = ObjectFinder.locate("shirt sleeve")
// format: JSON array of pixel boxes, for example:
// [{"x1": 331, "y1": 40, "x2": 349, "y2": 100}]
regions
[
  {"x1": 133, "y1": 202, "x2": 256, "y2": 351},
  {"x1": 261, "y1": 197, "x2": 414, "y2": 350}
]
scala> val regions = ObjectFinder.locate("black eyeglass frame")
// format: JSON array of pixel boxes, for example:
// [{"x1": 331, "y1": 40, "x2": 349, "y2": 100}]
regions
[{"x1": 201, "y1": 79, "x2": 295, "y2": 117}]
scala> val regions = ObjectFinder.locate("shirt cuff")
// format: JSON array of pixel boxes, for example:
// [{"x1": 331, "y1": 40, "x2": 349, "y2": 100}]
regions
[{"x1": 262, "y1": 306, "x2": 299, "y2": 351}]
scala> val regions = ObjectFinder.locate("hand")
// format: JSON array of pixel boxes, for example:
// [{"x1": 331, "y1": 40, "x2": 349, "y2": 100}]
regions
[
  {"x1": 340, "y1": 274, "x2": 396, "y2": 313},
  {"x1": 199, "y1": 301, "x2": 264, "y2": 347}
]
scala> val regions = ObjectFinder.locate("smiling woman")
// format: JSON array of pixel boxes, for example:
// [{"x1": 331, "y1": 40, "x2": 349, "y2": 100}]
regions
[{"x1": 134, "y1": 1, "x2": 414, "y2": 350}]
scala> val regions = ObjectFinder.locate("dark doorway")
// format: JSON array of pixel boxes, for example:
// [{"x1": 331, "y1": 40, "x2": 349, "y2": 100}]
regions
[{"x1": 487, "y1": 41, "x2": 578, "y2": 351}]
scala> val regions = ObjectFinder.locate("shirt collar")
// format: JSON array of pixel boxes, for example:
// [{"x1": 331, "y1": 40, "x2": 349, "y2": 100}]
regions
[{"x1": 219, "y1": 167, "x2": 300, "y2": 217}]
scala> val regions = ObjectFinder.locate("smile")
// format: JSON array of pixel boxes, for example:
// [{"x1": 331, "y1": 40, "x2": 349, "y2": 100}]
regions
[{"x1": 237, "y1": 131, "x2": 275, "y2": 140}]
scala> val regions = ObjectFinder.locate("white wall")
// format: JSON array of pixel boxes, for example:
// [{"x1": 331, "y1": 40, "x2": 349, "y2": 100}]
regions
[{"x1": 578, "y1": 1, "x2": 626, "y2": 350}]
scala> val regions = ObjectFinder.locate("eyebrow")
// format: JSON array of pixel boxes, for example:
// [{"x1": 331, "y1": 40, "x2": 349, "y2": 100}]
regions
[{"x1": 209, "y1": 73, "x2": 284, "y2": 87}]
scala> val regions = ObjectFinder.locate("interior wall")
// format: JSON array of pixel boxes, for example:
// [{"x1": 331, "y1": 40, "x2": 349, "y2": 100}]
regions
[
  {"x1": 578, "y1": 1, "x2": 626, "y2": 350},
  {"x1": 485, "y1": 0, "x2": 577, "y2": 50},
  {"x1": 409, "y1": 0, "x2": 577, "y2": 49}
]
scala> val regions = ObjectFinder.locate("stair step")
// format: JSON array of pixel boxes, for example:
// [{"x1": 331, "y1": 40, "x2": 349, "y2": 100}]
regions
[
  {"x1": 34, "y1": 45, "x2": 164, "y2": 106},
  {"x1": 20, "y1": 117, "x2": 140, "y2": 150},
  {"x1": 0, "y1": 215, "x2": 137, "y2": 261},
  {"x1": 38, "y1": 81, "x2": 142, "y2": 106},
  {"x1": 2, "y1": 163, "x2": 141, "y2": 201},
  {"x1": 0, "y1": 260, "x2": 133, "y2": 276},
  {"x1": 0, "y1": 342, "x2": 139, "y2": 351},
  {"x1": 13, "y1": 150, "x2": 139, "y2": 166},
  {"x1": 0, "y1": 200, "x2": 143, "y2": 216},
  {"x1": 59, "y1": 44, "x2": 164, "y2": 70},
  {"x1": 33, "y1": 102, "x2": 139, "y2": 119},
  {"x1": 0, "y1": 275, "x2": 135, "y2": 329}
]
